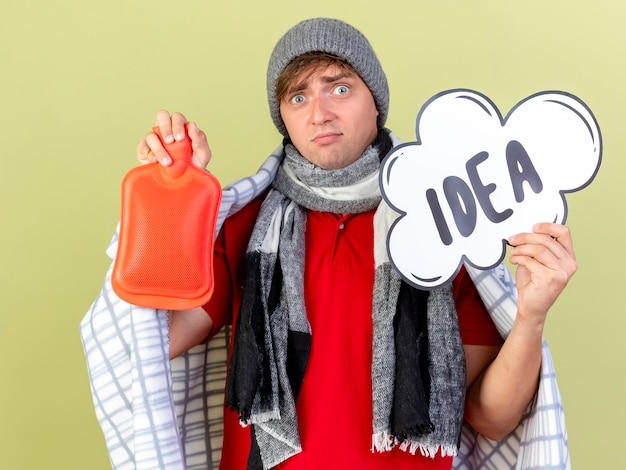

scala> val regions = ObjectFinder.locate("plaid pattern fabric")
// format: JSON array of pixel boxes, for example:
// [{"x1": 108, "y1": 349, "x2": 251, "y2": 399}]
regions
[
  {"x1": 458, "y1": 265, "x2": 570, "y2": 470},
  {"x1": 79, "y1": 148, "x2": 282, "y2": 469},
  {"x1": 80, "y1": 237, "x2": 230, "y2": 470},
  {"x1": 81, "y1": 144, "x2": 569, "y2": 469}
]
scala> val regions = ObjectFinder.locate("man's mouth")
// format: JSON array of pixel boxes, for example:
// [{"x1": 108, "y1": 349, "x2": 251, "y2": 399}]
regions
[{"x1": 312, "y1": 132, "x2": 342, "y2": 145}]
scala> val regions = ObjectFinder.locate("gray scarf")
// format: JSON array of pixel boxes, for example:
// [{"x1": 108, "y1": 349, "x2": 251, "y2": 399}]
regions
[{"x1": 225, "y1": 131, "x2": 466, "y2": 469}]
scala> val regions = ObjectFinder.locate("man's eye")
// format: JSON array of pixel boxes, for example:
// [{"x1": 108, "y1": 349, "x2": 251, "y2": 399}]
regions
[
  {"x1": 291, "y1": 94, "x2": 305, "y2": 104},
  {"x1": 335, "y1": 85, "x2": 349, "y2": 95}
]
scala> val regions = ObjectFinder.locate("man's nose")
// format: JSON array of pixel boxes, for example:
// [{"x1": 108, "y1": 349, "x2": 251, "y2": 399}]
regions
[{"x1": 310, "y1": 94, "x2": 334, "y2": 125}]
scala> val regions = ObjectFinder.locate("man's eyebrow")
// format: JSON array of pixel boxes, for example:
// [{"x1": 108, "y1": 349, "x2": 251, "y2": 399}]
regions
[
  {"x1": 287, "y1": 70, "x2": 356, "y2": 95},
  {"x1": 320, "y1": 70, "x2": 355, "y2": 83}
]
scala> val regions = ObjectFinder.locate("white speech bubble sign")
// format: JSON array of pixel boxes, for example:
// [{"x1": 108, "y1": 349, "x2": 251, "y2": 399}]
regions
[{"x1": 380, "y1": 89, "x2": 602, "y2": 290}]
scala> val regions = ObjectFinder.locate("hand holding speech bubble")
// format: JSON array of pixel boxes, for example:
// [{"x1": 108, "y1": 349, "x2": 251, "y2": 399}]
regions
[{"x1": 380, "y1": 89, "x2": 602, "y2": 289}]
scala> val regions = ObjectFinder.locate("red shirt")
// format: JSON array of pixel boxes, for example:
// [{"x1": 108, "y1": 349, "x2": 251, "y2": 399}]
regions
[{"x1": 205, "y1": 198, "x2": 503, "y2": 470}]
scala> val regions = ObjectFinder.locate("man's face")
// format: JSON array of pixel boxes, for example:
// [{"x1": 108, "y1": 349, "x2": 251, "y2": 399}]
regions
[{"x1": 279, "y1": 63, "x2": 379, "y2": 170}]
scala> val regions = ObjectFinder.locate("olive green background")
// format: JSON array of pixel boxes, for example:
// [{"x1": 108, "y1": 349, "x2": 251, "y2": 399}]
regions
[{"x1": 1, "y1": 0, "x2": 622, "y2": 468}]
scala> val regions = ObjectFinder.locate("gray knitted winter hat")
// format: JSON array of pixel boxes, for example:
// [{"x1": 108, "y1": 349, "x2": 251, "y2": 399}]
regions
[{"x1": 267, "y1": 18, "x2": 389, "y2": 136}]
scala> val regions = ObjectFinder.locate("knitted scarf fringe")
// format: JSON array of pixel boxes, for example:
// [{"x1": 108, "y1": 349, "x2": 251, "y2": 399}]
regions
[{"x1": 372, "y1": 431, "x2": 459, "y2": 458}]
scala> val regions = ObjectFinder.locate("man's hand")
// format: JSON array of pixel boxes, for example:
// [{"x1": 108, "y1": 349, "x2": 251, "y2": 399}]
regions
[
  {"x1": 508, "y1": 223, "x2": 578, "y2": 327},
  {"x1": 136, "y1": 110, "x2": 212, "y2": 169},
  {"x1": 465, "y1": 222, "x2": 577, "y2": 440}
]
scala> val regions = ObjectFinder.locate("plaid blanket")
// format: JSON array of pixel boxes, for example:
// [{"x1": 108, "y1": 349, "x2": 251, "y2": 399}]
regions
[{"x1": 80, "y1": 144, "x2": 570, "y2": 469}]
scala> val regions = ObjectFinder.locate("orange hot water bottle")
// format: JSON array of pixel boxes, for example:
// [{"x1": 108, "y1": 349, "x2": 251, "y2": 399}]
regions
[{"x1": 112, "y1": 125, "x2": 222, "y2": 309}]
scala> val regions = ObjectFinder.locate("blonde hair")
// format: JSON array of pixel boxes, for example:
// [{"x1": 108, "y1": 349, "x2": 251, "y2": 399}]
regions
[{"x1": 275, "y1": 52, "x2": 357, "y2": 104}]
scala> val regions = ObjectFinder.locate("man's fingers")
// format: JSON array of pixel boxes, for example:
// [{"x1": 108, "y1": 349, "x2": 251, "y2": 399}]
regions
[
  {"x1": 509, "y1": 223, "x2": 575, "y2": 256},
  {"x1": 543, "y1": 224, "x2": 575, "y2": 256},
  {"x1": 509, "y1": 224, "x2": 578, "y2": 281},
  {"x1": 144, "y1": 131, "x2": 172, "y2": 166},
  {"x1": 155, "y1": 109, "x2": 182, "y2": 144},
  {"x1": 136, "y1": 140, "x2": 154, "y2": 164},
  {"x1": 188, "y1": 122, "x2": 212, "y2": 168},
  {"x1": 140, "y1": 111, "x2": 203, "y2": 167},
  {"x1": 170, "y1": 112, "x2": 188, "y2": 142}
]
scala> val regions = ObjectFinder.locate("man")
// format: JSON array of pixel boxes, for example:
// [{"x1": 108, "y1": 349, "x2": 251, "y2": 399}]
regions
[{"x1": 137, "y1": 18, "x2": 576, "y2": 470}]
